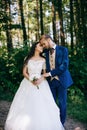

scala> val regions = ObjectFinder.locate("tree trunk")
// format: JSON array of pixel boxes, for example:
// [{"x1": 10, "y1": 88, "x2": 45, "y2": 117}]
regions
[
  {"x1": 19, "y1": 0, "x2": 27, "y2": 45},
  {"x1": 52, "y1": 2, "x2": 57, "y2": 43},
  {"x1": 39, "y1": 0, "x2": 44, "y2": 35},
  {"x1": 80, "y1": 0, "x2": 87, "y2": 60},
  {"x1": 36, "y1": 0, "x2": 40, "y2": 40},
  {"x1": 70, "y1": 0, "x2": 74, "y2": 50},
  {"x1": 57, "y1": 0, "x2": 65, "y2": 46},
  {"x1": 75, "y1": 0, "x2": 81, "y2": 44},
  {"x1": 4, "y1": 0, "x2": 13, "y2": 52}
]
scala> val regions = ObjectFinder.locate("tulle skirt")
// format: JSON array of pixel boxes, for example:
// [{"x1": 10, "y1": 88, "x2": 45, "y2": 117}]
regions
[{"x1": 5, "y1": 78, "x2": 64, "y2": 130}]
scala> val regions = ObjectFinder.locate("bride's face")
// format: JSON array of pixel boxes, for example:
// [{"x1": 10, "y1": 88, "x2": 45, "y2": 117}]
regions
[{"x1": 36, "y1": 43, "x2": 43, "y2": 53}]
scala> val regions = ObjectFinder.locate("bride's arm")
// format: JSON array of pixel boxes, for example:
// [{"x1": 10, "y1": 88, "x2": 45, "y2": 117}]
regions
[
  {"x1": 23, "y1": 65, "x2": 29, "y2": 80},
  {"x1": 42, "y1": 67, "x2": 51, "y2": 78},
  {"x1": 23, "y1": 64, "x2": 39, "y2": 85}
]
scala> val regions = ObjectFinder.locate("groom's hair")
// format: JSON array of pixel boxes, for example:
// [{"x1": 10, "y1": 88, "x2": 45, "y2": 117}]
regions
[{"x1": 40, "y1": 34, "x2": 53, "y2": 41}]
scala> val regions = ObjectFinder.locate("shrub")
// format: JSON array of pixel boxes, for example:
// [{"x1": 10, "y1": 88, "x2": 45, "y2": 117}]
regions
[{"x1": 0, "y1": 45, "x2": 30, "y2": 101}]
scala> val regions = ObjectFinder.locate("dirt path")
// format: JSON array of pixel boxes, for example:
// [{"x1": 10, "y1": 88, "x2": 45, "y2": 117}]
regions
[{"x1": 0, "y1": 100, "x2": 87, "y2": 130}]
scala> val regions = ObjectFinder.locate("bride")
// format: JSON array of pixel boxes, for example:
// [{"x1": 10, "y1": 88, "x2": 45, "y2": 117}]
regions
[{"x1": 5, "y1": 42, "x2": 64, "y2": 130}]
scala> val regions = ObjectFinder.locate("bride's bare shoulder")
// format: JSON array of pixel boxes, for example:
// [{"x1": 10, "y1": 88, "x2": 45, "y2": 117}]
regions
[{"x1": 40, "y1": 57, "x2": 45, "y2": 61}]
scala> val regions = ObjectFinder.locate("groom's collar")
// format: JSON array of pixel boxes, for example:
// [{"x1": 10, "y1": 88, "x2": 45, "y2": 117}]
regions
[{"x1": 52, "y1": 44, "x2": 56, "y2": 49}]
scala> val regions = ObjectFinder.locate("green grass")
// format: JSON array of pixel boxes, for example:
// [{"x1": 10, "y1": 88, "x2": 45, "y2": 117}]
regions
[{"x1": 67, "y1": 96, "x2": 87, "y2": 123}]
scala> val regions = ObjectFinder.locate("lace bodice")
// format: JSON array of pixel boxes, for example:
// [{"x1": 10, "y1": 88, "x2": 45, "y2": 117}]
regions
[{"x1": 27, "y1": 59, "x2": 46, "y2": 81}]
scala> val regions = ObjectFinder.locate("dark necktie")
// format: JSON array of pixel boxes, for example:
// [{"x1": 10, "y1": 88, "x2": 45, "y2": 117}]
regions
[{"x1": 49, "y1": 48, "x2": 55, "y2": 55}]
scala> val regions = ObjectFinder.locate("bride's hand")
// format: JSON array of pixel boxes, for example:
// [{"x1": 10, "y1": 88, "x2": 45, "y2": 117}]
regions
[
  {"x1": 31, "y1": 80, "x2": 38, "y2": 86},
  {"x1": 34, "y1": 76, "x2": 44, "y2": 85},
  {"x1": 43, "y1": 73, "x2": 50, "y2": 78}
]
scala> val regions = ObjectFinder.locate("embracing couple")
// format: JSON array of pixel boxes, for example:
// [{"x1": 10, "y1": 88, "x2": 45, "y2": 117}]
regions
[{"x1": 5, "y1": 34, "x2": 73, "y2": 130}]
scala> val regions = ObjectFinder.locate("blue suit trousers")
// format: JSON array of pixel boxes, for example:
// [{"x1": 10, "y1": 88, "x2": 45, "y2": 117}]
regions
[{"x1": 48, "y1": 79, "x2": 67, "y2": 125}]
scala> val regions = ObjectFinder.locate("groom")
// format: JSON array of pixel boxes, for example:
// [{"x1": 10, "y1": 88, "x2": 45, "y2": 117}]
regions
[{"x1": 40, "y1": 34, "x2": 73, "y2": 125}]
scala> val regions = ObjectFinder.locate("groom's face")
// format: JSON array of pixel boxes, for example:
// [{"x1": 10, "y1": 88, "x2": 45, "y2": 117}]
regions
[{"x1": 40, "y1": 39, "x2": 50, "y2": 49}]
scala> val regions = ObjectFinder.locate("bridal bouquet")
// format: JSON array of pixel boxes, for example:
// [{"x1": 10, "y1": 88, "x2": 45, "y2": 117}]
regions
[{"x1": 32, "y1": 76, "x2": 39, "y2": 89}]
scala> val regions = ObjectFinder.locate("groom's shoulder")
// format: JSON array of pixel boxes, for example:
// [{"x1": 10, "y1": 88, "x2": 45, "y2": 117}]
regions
[{"x1": 56, "y1": 45, "x2": 68, "y2": 51}]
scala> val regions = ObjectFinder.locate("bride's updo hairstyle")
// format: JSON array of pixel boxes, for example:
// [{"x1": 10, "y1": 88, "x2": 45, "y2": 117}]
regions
[{"x1": 23, "y1": 42, "x2": 41, "y2": 67}]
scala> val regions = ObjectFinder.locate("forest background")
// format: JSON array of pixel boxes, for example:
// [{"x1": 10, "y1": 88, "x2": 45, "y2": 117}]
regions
[{"x1": 0, "y1": 0, "x2": 87, "y2": 124}]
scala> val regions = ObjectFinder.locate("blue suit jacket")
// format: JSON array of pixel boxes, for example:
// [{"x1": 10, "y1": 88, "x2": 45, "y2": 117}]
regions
[{"x1": 45, "y1": 45, "x2": 73, "y2": 88}]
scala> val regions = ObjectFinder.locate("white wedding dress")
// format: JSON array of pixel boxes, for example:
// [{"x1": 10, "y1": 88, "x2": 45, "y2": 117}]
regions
[{"x1": 5, "y1": 59, "x2": 64, "y2": 130}]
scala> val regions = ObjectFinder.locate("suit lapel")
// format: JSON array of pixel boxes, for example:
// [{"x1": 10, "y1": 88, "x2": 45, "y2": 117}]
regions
[
  {"x1": 55, "y1": 45, "x2": 59, "y2": 67},
  {"x1": 46, "y1": 50, "x2": 50, "y2": 71}
]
